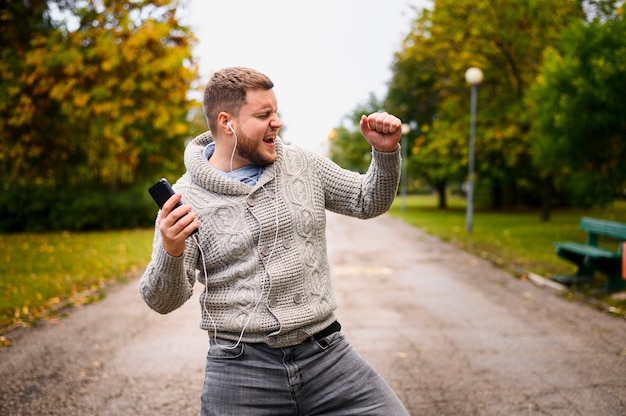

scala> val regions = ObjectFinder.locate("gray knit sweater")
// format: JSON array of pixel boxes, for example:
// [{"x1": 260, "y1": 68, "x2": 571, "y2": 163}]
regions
[{"x1": 139, "y1": 132, "x2": 401, "y2": 348}]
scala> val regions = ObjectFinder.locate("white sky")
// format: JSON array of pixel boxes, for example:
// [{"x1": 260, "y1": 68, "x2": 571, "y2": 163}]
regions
[{"x1": 182, "y1": 0, "x2": 430, "y2": 153}]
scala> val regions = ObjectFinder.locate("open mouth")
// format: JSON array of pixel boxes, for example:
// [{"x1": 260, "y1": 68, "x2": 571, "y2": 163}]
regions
[{"x1": 263, "y1": 137, "x2": 275, "y2": 144}]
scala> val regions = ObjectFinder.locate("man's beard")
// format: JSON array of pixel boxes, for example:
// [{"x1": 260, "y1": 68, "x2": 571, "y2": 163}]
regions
[{"x1": 235, "y1": 130, "x2": 276, "y2": 167}]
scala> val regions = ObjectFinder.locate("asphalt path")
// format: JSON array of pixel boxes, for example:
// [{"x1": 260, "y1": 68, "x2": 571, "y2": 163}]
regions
[{"x1": 1, "y1": 212, "x2": 625, "y2": 415}]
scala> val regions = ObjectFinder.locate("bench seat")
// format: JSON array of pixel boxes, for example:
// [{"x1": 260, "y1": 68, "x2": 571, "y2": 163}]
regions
[
  {"x1": 554, "y1": 242, "x2": 621, "y2": 260},
  {"x1": 553, "y1": 217, "x2": 626, "y2": 293}
]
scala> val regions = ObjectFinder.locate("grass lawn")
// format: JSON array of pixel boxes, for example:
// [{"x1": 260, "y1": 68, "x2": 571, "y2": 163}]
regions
[
  {"x1": 389, "y1": 195, "x2": 626, "y2": 315},
  {"x1": 0, "y1": 229, "x2": 154, "y2": 338}
]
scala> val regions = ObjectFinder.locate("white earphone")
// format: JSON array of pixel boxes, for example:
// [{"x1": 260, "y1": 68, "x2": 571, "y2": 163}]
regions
[
  {"x1": 226, "y1": 121, "x2": 235, "y2": 135},
  {"x1": 225, "y1": 121, "x2": 238, "y2": 172}
]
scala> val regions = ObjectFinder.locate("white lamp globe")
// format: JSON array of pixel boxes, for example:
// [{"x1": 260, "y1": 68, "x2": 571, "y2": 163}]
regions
[{"x1": 465, "y1": 67, "x2": 484, "y2": 85}]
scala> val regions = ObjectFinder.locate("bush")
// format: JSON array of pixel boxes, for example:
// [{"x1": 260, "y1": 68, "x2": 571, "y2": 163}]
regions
[{"x1": 0, "y1": 183, "x2": 157, "y2": 232}]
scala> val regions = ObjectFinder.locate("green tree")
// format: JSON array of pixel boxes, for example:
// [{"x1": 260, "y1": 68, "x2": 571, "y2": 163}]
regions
[
  {"x1": 386, "y1": 8, "x2": 459, "y2": 208},
  {"x1": 385, "y1": 0, "x2": 582, "y2": 209},
  {"x1": 528, "y1": 14, "x2": 626, "y2": 209}
]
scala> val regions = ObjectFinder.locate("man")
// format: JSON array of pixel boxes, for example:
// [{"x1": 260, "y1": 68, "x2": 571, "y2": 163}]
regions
[{"x1": 139, "y1": 67, "x2": 409, "y2": 415}]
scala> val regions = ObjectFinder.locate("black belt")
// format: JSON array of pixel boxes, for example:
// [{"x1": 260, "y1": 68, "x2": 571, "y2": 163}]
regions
[{"x1": 311, "y1": 321, "x2": 341, "y2": 342}]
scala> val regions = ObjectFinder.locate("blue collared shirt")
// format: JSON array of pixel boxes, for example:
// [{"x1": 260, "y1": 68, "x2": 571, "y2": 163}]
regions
[{"x1": 202, "y1": 142, "x2": 264, "y2": 186}]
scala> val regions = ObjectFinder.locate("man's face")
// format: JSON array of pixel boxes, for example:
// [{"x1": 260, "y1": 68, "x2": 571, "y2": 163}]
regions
[{"x1": 232, "y1": 88, "x2": 282, "y2": 167}]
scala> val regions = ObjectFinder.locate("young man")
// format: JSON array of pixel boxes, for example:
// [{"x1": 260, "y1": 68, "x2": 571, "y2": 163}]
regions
[{"x1": 139, "y1": 67, "x2": 409, "y2": 415}]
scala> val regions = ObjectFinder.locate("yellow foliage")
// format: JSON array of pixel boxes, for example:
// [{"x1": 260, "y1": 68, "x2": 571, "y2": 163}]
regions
[
  {"x1": 101, "y1": 58, "x2": 116, "y2": 72},
  {"x1": 73, "y1": 93, "x2": 90, "y2": 107},
  {"x1": 173, "y1": 122, "x2": 188, "y2": 135},
  {"x1": 1, "y1": 0, "x2": 198, "y2": 189}
]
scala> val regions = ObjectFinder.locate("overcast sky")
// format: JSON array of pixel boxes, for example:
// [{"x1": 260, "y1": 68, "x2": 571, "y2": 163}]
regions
[{"x1": 182, "y1": 0, "x2": 430, "y2": 153}]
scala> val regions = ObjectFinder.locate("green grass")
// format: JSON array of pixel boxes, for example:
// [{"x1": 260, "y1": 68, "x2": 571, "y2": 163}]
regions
[
  {"x1": 390, "y1": 195, "x2": 626, "y2": 315},
  {"x1": 0, "y1": 229, "x2": 154, "y2": 335}
]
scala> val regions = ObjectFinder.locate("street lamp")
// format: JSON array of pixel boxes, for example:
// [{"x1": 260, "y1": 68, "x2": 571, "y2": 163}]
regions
[
  {"x1": 400, "y1": 123, "x2": 411, "y2": 212},
  {"x1": 464, "y1": 67, "x2": 483, "y2": 234}
]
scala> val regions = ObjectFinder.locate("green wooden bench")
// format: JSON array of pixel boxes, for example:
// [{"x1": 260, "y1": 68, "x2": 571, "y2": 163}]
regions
[{"x1": 553, "y1": 217, "x2": 626, "y2": 292}]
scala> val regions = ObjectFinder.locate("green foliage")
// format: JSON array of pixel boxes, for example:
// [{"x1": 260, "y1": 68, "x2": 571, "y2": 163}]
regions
[
  {"x1": 528, "y1": 17, "x2": 626, "y2": 207},
  {"x1": 0, "y1": 183, "x2": 158, "y2": 232},
  {"x1": 384, "y1": 0, "x2": 581, "y2": 210}
]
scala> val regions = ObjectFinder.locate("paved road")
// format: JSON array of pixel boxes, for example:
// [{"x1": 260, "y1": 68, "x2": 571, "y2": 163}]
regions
[{"x1": 1, "y1": 212, "x2": 625, "y2": 415}]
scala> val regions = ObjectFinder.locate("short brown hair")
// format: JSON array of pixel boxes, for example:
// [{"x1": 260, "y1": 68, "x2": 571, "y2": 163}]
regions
[{"x1": 203, "y1": 67, "x2": 274, "y2": 133}]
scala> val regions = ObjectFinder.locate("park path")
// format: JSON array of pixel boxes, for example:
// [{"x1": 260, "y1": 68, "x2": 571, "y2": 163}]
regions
[{"x1": 1, "y1": 212, "x2": 625, "y2": 415}]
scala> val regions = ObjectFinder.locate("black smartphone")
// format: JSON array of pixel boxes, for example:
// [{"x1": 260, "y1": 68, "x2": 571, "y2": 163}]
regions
[{"x1": 148, "y1": 178, "x2": 198, "y2": 235}]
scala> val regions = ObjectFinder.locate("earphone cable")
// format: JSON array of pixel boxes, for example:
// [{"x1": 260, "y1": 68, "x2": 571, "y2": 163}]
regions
[{"x1": 194, "y1": 174, "x2": 280, "y2": 350}]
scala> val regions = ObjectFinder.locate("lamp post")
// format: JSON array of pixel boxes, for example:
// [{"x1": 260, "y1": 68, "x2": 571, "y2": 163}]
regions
[
  {"x1": 400, "y1": 123, "x2": 411, "y2": 212},
  {"x1": 464, "y1": 67, "x2": 483, "y2": 234}
]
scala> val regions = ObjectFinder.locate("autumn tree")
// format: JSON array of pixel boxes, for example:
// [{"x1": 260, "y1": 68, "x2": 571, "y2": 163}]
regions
[{"x1": 0, "y1": 0, "x2": 199, "y2": 231}]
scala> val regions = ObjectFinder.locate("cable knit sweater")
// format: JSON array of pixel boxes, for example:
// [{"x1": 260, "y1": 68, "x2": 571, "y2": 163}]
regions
[{"x1": 139, "y1": 131, "x2": 401, "y2": 348}]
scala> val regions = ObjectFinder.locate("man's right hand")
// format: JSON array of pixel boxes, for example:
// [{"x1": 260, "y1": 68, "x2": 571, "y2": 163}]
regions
[{"x1": 158, "y1": 193, "x2": 199, "y2": 257}]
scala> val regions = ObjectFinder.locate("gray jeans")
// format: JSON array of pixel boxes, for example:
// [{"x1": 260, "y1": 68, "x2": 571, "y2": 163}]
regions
[{"x1": 201, "y1": 332, "x2": 409, "y2": 415}]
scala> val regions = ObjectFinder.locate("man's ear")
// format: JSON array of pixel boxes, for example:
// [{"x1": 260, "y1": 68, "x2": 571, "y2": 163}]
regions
[{"x1": 217, "y1": 112, "x2": 234, "y2": 135}]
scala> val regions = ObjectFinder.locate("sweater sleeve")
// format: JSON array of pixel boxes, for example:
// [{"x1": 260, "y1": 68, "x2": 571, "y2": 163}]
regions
[
  {"x1": 138, "y1": 221, "x2": 197, "y2": 314},
  {"x1": 313, "y1": 146, "x2": 401, "y2": 218}
]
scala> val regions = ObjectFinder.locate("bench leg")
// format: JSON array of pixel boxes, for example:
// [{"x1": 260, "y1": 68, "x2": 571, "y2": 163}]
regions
[
  {"x1": 587, "y1": 258, "x2": 626, "y2": 293},
  {"x1": 553, "y1": 272, "x2": 595, "y2": 286},
  {"x1": 553, "y1": 251, "x2": 595, "y2": 285},
  {"x1": 603, "y1": 274, "x2": 626, "y2": 293}
]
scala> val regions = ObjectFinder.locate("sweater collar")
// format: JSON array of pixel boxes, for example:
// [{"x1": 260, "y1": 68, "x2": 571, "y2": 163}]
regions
[{"x1": 184, "y1": 131, "x2": 283, "y2": 195}]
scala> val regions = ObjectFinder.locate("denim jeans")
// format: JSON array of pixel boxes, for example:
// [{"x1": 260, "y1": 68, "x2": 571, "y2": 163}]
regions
[{"x1": 200, "y1": 332, "x2": 409, "y2": 415}]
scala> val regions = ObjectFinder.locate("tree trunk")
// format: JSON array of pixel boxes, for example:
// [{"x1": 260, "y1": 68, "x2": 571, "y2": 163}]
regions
[
  {"x1": 491, "y1": 179, "x2": 503, "y2": 210},
  {"x1": 540, "y1": 176, "x2": 552, "y2": 222},
  {"x1": 435, "y1": 181, "x2": 447, "y2": 209}
]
